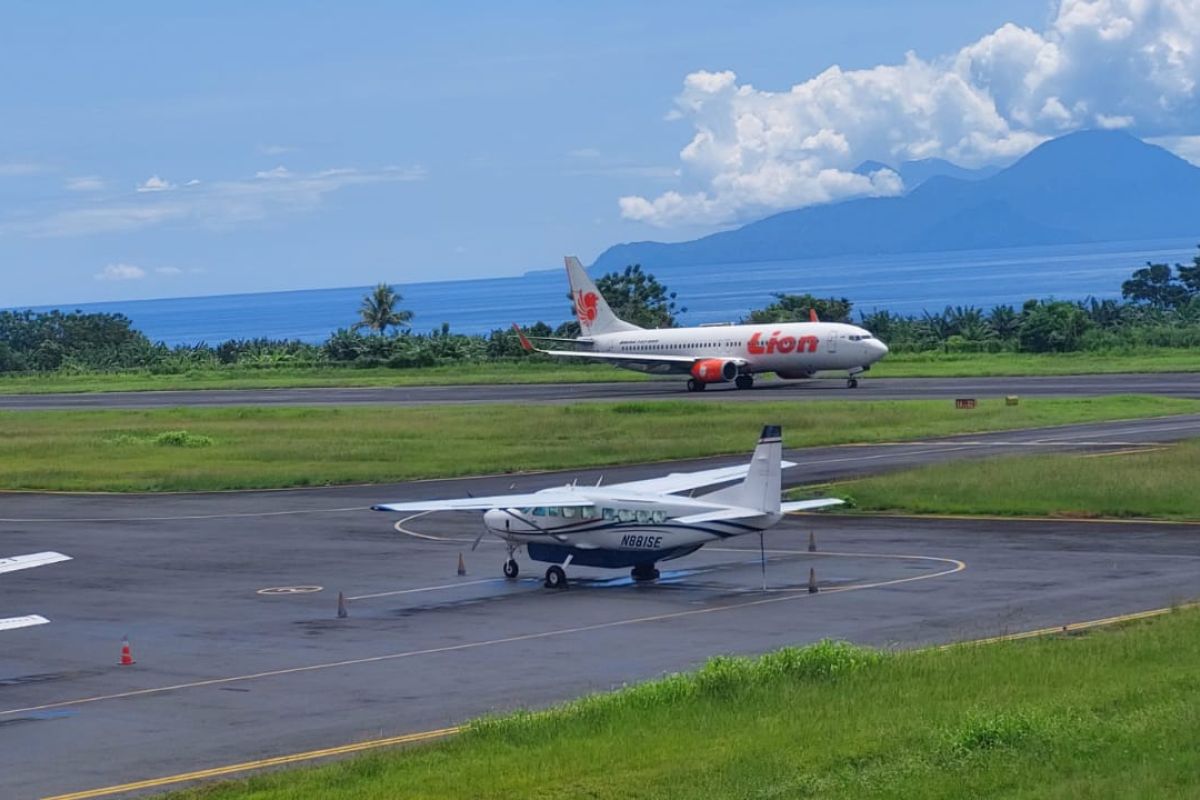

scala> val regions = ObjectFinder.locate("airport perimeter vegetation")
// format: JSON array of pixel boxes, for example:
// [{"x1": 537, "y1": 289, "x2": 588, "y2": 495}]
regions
[
  {"x1": 162, "y1": 607, "x2": 1200, "y2": 800},
  {"x1": 2, "y1": 394, "x2": 1198, "y2": 492},
  {"x1": 1, "y1": 346, "x2": 1199, "y2": 395}
]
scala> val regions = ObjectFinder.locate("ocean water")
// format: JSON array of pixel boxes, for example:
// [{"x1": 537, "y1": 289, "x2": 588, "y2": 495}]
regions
[{"x1": 20, "y1": 238, "x2": 1200, "y2": 346}]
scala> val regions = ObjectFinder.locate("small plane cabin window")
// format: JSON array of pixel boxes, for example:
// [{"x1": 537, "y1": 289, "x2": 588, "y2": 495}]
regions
[
  {"x1": 652, "y1": 510, "x2": 667, "y2": 523},
  {"x1": 581, "y1": 507, "x2": 596, "y2": 519},
  {"x1": 561, "y1": 506, "x2": 576, "y2": 518},
  {"x1": 636, "y1": 510, "x2": 650, "y2": 523},
  {"x1": 548, "y1": 507, "x2": 560, "y2": 517},
  {"x1": 618, "y1": 509, "x2": 636, "y2": 522},
  {"x1": 603, "y1": 508, "x2": 616, "y2": 520}
]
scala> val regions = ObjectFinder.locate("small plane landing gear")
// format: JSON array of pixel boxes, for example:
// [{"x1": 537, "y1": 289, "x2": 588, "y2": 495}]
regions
[
  {"x1": 631, "y1": 564, "x2": 661, "y2": 582},
  {"x1": 735, "y1": 374, "x2": 754, "y2": 390},
  {"x1": 846, "y1": 377, "x2": 858, "y2": 389},
  {"x1": 503, "y1": 559, "x2": 519, "y2": 579},
  {"x1": 544, "y1": 565, "x2": 568, "y2": 590},
  {"x1": 686, "y1": 378, "x2": 707, "y2": 392}
]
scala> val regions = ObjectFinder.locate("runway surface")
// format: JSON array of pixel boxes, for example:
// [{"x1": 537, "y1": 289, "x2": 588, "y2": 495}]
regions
[
  {"x1": 1, "y1": 371, "x2": 1198, "y2": 410},
  {"x1": 3, "y1": 414, "x2": 1200, "y2": 798}
]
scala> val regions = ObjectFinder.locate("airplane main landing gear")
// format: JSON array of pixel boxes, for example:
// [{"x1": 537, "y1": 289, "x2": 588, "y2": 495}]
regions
[
  {"x1": 503, "y1": 559, "x2": 519, "y2": 579},
  {"x1": 631, "y1": 564, "x2": 660, "y2": 582},
  {"x1": 544, "y1": 565, "x2": 568, "y2": 590},
  {"x1": 735, "y1": 374, "x2": 754, "y2": 390},
  {"x1": 686, "y1": 378, "x2": 707, "y2": 392},
  {"x1": 846, "y1": 377, "x2": 858, "y2": 389}
]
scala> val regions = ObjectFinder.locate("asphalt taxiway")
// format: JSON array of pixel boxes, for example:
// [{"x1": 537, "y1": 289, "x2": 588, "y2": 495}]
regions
[
  {"x1": 3, "y1": 414, "x2": 1200, "y2": 798},
  {"x1": 0, "y1": 371, "x2": 1197, "y2": 411}
]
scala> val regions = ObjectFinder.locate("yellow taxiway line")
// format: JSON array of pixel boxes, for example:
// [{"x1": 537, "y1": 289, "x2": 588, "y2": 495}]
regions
[{"x1": 41, "y1": 601, "x2": 1196, "y2": 800}]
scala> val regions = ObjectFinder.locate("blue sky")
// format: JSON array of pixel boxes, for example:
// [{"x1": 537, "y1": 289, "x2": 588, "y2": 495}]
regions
[{"x1": 4, "y1": 0, "x2": 1193, "y2": 306}]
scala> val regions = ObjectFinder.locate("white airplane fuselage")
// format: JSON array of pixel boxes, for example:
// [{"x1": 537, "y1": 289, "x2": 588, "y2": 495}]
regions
[
  {"x1": 482, "y1": 490, "x2": 779, "y2": 568},
  {"x1": 583, "y1": 320, "x2": 887, "y2": 378}
]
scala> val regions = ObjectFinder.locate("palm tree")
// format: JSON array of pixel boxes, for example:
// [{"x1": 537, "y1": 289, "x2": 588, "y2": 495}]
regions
[{"x1": 354, "y1": 283, "x2": 412, "y2": 335}]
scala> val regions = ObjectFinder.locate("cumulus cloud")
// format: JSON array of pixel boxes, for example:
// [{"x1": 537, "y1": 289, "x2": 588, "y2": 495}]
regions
[
  {"x1": 95, "y1": 263, "x2": 147, "y2": 281},
  {"x1": 137, "y1": 175, "x2": 174, "y2": 192},
  {"x1": 622, "y1": 0, "x2": 1200, "y2": 227},
  {"x1": 6, "y1": 164, "x2": 426, "y2": 238}
]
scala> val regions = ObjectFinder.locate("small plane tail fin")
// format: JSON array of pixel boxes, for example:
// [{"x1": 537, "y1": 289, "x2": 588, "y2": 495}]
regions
[
  {"x1": 564, "y1": 256, "x2": 642, "y2": 336},
  {"x1": 704, "y1": 425, "x2": 782, "y2": 514}
]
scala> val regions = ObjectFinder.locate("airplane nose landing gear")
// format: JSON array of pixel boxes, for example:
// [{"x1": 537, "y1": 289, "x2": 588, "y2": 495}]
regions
[
  {"x1": 631, "y1": 564, "x2": 661, "y2": 582},
  {"x1": 503, "y1": 559, "x2": 519, "y2": 579}
]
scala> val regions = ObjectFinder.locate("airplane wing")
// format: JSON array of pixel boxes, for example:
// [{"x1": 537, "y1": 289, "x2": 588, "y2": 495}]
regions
[
  {"x1": 0, "y1": 615, "x2": 50, "y2": 632},
  {"x1": 780, "y1": 499, "x2": 846, "y2": 513},
  {"x1": 512, "y1": 325, "x2": 742, "y2": 374},
  {"x1": 0, "y1": 551, "x2": 71, "y2": 575},
  {"x1": 608, "y1": 461, "x2": 797, "y2": 495},
  {"x1": 373, "y1": 491, "x2": 593, "y2": 513}
]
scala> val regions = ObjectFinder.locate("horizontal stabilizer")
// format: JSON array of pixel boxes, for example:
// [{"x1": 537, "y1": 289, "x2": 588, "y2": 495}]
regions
[
  {"x1": 0, "y1": 551, "x2": 71, "y2": 575},
  {"x1": 0, "y1": 615, "x2": 50, "y2": 632},
  {"x1": 779, "y1": 499, "x2": 845, "y2": 513}
]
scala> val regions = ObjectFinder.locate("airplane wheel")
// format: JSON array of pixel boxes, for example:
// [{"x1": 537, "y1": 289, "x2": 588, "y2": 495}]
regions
[
  {"x1": 544, "y1": 565, "x2": 568, "y2": 590},
  {"x1": 503, "y1": 559, "x2": 519, "y2": 580},
  {"x1": 686, "y1": 379, "x2": 706, "y2": 392},
  {"x1": 631, "y1": 565, "x2": 660, "y2": 582},
  {"x1": 735, "y1": 375, "x2": 754, "y2": 390},
  {"x1": 846, "y1": 378, "x2": 859, "y2": 389}
]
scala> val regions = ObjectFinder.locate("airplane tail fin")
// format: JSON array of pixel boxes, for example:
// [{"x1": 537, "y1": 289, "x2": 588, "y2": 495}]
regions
[
  {"x1": 564, "y1": 256, "x2": 642, "y2": 336},
  {"x1": 704, "y1": 425, "x2": 782, "y2": 514}
]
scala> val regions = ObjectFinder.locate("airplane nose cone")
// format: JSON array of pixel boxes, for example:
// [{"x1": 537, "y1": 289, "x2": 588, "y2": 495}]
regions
[
  {"x1": 870, "y1": 339, "x2": 889, "y2": 360},
  {"x1": 483, "y1": 509, "x2": 505, "y2": 530}
]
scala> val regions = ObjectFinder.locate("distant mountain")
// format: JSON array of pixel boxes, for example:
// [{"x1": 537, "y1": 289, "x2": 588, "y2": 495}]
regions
[{"x1": 593, "y1": 131, "x2": 1200, "y2": 272}]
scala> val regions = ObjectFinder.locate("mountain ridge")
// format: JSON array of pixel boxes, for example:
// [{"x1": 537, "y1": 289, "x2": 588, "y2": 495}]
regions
[{"x1": 593, "y1": 131, "x2": 1200, "y2": 272}]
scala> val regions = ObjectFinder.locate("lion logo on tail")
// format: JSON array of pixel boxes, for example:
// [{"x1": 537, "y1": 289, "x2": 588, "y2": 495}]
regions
[{"x1": 574, "y1": 290, "x2": 599, "y2": 324}]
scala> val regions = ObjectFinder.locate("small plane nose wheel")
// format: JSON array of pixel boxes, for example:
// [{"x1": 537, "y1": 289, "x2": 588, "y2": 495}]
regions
[
  {"x1": 846, "y1": 377, "x2": 858, "y2": 389},
  {"x1": 503, "y1": 559, "x2": 519, "y2": 579},
  {"x1": 544, "y1": 565, "x2": 568, "y2": 590}
]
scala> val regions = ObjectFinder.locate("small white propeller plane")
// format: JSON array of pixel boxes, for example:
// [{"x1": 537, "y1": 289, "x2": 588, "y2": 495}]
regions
[
  {"x1": 1, "y1": 551, "x2": 71, "y2": 631},
  {"x1": 374, "y1": 426, "x2": 842, "y2": 589}
]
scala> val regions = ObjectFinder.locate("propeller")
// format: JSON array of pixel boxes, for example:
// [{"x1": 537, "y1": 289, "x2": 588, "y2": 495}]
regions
[{"x1": 471, "y1": 527, "x2": 487, "y2": 551}]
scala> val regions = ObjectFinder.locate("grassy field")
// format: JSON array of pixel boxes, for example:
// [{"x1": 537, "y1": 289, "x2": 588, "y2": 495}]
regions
[
  {"x1": 166, "y1": 608, "x2": 1200, "y2": 800},
  {"x1": 835, "y1": 437, "x2": 1200, "y2": 520},
  {"x1": 1, "y1": 347, "x2": 1197, "y2": 395},
  {"x1": 0, "y1": 395, "x2": 1196, "y2": 492}
]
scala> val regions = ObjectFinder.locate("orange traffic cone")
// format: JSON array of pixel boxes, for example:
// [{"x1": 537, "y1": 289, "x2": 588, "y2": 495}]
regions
[
  {"x1": 119, "y1": 636, "x2": 135, "y2": 666},
  {"x1": 457, "y1": 553, "x2": 467, "y2": 576}
]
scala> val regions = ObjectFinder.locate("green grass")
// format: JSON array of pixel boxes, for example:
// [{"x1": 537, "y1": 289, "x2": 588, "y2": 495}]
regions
[
  {"x1": 166, "y1": 608, "x2": 1200, "y2": 800},
  {"x1": 1, "y1": 395, "x2": 1197, "y2": 491},
  {"x1": 834, "y1": 437, "x2": 1200, "y2": 520},
  {"x1": 1, "y1": 347, "x2": 1197, "y2": 395}
]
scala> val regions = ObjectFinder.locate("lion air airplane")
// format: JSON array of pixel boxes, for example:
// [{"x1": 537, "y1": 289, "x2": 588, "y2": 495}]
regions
[
  {"x1": 516, "y1": 256, "x2": 888, "y2": 391},
  {"x1": 1, "y1": 551, "x2": 71, "y2": 631},
  {"x1": 374, "y1": 425, "x2": 842, "y2": 589}
]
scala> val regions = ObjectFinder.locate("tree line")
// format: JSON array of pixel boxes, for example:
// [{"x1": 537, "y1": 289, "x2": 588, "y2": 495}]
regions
[{"x1": 2, "y1": 249, "x2": 1199, "y2": 374}]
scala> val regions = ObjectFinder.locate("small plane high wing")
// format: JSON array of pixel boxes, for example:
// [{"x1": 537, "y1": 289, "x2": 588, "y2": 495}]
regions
[
  {"x1": 2, "y1": 551, "x2": 71, "y2": 632},
  {"x1": 373, "y1": 491, "x2": 595, "y2": 514},
  {"x1": 606, "y1": 461, "x2": 797, "y2": 496}
]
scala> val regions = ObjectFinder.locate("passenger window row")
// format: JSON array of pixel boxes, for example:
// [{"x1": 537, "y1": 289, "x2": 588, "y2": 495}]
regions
[{"x1": 520, "y1": 506, "x2": 669, "y2": 523}]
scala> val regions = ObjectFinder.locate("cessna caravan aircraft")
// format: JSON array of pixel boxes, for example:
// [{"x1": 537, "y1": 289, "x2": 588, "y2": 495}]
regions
[
  {"x1": 515, "y1": 256, "x2": 888, "y2": 391},
  {"x1": 374, "y1": 426, "x2": 842, "y2": 589},
  {"x1": 1, "y1": 551, "x2": 71, "y2": 631}
]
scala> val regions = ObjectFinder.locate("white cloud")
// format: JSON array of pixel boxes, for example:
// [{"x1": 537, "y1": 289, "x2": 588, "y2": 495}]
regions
[
  {"x1": 7, "y1": 164, "x2": 426, "y2": 238},
  {"x1": 1149, "y1": 134, "x2": 1200, "y2": 164},
  {"x1": 0, "y1": 161, "x2": 47, "y2": 177},
  {"x1": 66, "y1": 176, "x2": 105, "y2": 191},
  {"x1": 95, "y1": 263, "x2": 147, "y2": 281},
  {"x1": 154, "y1": 266, "x2": 184, "y2": 276},
  {"x1": 137, "y1": 175, "x2": 174, "y2": 192},
  {"x1": 623, "y1": 0, "x2": 1200, "y2": 227}
]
